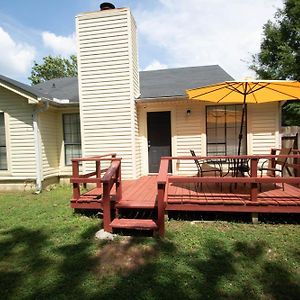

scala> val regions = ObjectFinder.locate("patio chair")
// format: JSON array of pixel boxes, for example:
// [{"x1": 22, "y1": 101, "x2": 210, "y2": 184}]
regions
[
  {"x1": 190, "y1": 150, "x2": 223, "y2": 191},
  {"x1": 259, "y1": 147, "x2": 292, "y2": 191}
]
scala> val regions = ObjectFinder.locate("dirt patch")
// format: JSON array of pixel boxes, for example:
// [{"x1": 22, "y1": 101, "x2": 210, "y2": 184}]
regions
[{"x1": 93, "y1": 238, "x2": 157, "y2": 276}]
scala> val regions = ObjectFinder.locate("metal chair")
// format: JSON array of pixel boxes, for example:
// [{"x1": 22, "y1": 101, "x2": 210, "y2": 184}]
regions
[
  {"x1": 259, "y1": 147, "x2": 292, "y2": 191},
  {"x1": 190, "y1": 150, "x2": 223, "y2": 191}
]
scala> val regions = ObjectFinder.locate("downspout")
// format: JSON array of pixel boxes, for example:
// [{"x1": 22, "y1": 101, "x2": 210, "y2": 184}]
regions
[{"x1": 32, "y1": 100, "x2": 49, "y2": 193}]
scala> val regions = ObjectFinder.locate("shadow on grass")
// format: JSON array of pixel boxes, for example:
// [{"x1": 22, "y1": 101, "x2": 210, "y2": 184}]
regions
[
  {"x1": 0, "y1": 226, "x2": 299, "y2": 299},
  {"x1": 0, "y1": 227, "x2": 52, "y2": 299}
]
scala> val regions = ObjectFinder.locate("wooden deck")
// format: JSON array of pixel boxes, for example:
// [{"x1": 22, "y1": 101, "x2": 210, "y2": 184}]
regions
[
  {"x1": 72, "y1": 175, "x2": 300, "y2": 213},
  {"x1": 116, "y1": 176, "x2": 158, "y2": 209},
  {"x1": 70, "y1": 153, "x2": 300, "y2": 237},
  {"x1": 116, "y1": 176, "x2": 300, "y2": 213}
]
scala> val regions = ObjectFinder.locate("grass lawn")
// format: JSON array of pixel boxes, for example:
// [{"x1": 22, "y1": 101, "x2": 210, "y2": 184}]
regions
[{"x1": 0, "y1": 185, "x2": 299, "y2": 300}]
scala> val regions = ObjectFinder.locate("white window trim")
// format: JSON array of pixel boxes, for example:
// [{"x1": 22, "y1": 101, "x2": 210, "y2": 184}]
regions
[{"x1": 0, "y1": 111, "x2": 11, "y2": 176}]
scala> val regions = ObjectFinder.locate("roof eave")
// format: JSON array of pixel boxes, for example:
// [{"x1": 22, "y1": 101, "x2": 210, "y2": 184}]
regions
[
  {"x1": 48, "y1": 101, "x2": 79, "y2": 108},
  {"x1": 0, "y1": 80, "x2": 41, "y2": 104},
  {"x1": 136, "y1": 95, "x2": 187, "y2": 103}
]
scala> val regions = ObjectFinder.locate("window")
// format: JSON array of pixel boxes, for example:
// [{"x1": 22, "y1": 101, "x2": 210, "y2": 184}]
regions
[
  {"x1": 206, "y1": 105, "x2": 246, "y2": 156},
  {"x1": 63, "y1": 113, "x2": 81, "y2": 165},
  {"x1": 0, "y1": 113, "x2": 7, "y2": 170}
]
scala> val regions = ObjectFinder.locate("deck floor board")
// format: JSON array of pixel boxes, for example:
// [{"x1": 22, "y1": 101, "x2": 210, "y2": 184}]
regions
[
  {"x1": 116, "y1": 176, "x2": 300, "y2": 213},
  {"x1": 72, "y1": 176, "x2": 300, "y2": 212}
]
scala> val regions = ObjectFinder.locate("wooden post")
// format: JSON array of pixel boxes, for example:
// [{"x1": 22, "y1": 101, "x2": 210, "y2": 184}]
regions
[
  {"x1": 157, "y1": 183, "x2": 165, "y2": 237},
  {"x1": 157, "y1": 158, "x2": 169, "y2": 238},
  {"x1": 116, "y1": 160, "x2": 122, "y2": 202},
  {"x1": 250, "y1": 158, "x2": 258, "y2": 201},
  {"x1": 72, "y1": 160, "x2": 80, "y2": 200},
  {"x1": 96, "y1": 160, "x2": 101, "y2": 188},
  {"x1": 102, "y1": 181, "x2": 112, "y2": 232},
  {"x1": 252, "y1": 212, "x2": 259, "y2": 224}
]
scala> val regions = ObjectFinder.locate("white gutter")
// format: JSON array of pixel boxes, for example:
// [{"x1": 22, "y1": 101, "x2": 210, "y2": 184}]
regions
[{"x1": 32, "y1": 100, "x2": 49, "y2": 193}]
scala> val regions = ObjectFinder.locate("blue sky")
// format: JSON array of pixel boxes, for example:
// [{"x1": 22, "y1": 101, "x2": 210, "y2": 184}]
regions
[{"x1": 0, "y1": 0, "x2": 283, "y2": 84}]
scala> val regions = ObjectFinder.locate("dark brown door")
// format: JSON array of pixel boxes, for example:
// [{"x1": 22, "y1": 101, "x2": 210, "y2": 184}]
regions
[{"x1": 147, "y1": 111, "x2": 172, "y2": 173}]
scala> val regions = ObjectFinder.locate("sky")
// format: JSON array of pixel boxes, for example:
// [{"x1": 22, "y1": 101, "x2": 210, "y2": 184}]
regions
[{"x1": 0, "y1": 0, "x2": 284, "y2": 84}]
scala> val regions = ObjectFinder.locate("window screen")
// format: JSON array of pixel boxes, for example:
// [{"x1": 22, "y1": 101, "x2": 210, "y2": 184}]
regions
[
  {"x1": 63, "y1": 113, "x2": 81, "y2": 165},
  {"x1": 206, "y1": 105, "x2": 246, "y2": 156},
  {"x1": 0, "y1": 113, "x2": 7, "y2": 170}
]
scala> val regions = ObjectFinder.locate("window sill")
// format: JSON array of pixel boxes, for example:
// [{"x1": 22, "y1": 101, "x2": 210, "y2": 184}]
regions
[{"x1": 0, "y1": 171, "x2": 12, "y2": 177}]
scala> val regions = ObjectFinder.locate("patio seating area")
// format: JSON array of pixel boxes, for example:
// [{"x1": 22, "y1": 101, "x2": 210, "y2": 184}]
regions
[{"x1": 70, "y1": 151, "x2": 300, "y2": 237}]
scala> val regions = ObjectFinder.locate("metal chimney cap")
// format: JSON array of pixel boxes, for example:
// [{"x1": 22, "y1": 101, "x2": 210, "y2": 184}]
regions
[{"x1": 100, "y1": 2, "x2": 115, "y2": 10}]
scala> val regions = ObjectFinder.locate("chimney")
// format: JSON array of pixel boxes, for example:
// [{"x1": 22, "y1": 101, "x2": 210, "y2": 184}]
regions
[
  {"x1": 100, "y1": 2, "x2": 115, "y2": 10},
  {"x1": 76, "y1": 5, "x2": 140, "y2": 179}
]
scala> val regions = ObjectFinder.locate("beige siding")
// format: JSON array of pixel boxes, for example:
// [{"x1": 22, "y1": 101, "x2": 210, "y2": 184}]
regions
[
  {"x1": 175, "y1": 103, "x2": 206, "y2": 175},
  {"x1": 138, "y1": 100, "x2": 281, "y2": 175},
  {"x1": 138, "y1": 101, "x2": 206, "y2": 176},
  {"x1": 39, "y1": 109, "x2": 60, "y2": 179},
  {"x1": 0, "y1": 87, "x2": 36, "y2": 179},
  {"x1": 129, "y1": 12, "x2": 141, "y2": 177},
  {"x1": 77, "y1": 8, "x2": 140, "y2": 178},
  {"x1": 248, "y1": 103, "x2": 280, "y2": 155}
]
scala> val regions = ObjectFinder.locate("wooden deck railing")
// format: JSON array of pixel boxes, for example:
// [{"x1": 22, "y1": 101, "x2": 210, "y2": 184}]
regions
[
  {"x1": 102, "y1": 159, "x2": 122, "y2": 232},
  {"x1": 285, "y1": 149, "x2": 300, "y2": 176},
  {"x1": 157, "y1": 153, "x2": 300, "y2": 237},
  {"x1": 70, "y1": 153, "x2": 122, "y2": 231},
  {"x1": 71, "y1": 153, "x2": 117, "y2": 199}
]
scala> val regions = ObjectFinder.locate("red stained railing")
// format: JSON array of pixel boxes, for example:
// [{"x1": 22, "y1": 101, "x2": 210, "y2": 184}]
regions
[
  {"x1": 156, "y1": 153, "x2": 300, "y2": 237},
  {"x1": 71, "y1": 153, "x2": 122, "y2": 232}
]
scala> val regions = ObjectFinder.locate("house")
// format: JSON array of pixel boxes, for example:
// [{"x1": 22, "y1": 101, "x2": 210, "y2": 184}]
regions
[{"x1": 0, "y1": 5, "x2": 282, "y2": 191}]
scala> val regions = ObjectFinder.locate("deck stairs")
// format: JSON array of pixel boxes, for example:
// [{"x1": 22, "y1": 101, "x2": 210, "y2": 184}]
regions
[
  {"x1": 109, "y1": 175, "x2": 159, "y2": 232},
  {"x1": 110, "y1": 218, "x2": 158, "y2": 230},
  {"x1": 110, "y1": 204, "x2": 158, "y2": 232}
]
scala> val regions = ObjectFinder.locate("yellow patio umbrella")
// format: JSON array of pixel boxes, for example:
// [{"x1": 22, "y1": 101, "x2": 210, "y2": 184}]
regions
[{"x1": 186, "y1": 80, "x2": 300, "y2": 155}]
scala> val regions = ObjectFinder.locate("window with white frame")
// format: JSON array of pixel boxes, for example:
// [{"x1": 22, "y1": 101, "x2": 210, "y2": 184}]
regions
[
  {"x1": 0, "y1": 113, "x2": 7, "y2": 170},
  {"x1": 63, "y1": 113, "x2": 81, "y2": 166},
  {"x1": 206, "y1": 105, "x2": 247, "y2": 156}
]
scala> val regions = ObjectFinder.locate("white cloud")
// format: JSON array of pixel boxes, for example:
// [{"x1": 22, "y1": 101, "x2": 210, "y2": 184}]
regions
[
  {"x1": 42, "y1": 31, "x2": 76, "y2": 57},
  {"x1": 136, "y1": 0, "x2": 283, "y2": 79},
  {"x1": 0, "y1": 26, "x2": 36, "y2": 78},
  {"x1": 144, "y1": 59, "x2": 168, "y2": 71}
]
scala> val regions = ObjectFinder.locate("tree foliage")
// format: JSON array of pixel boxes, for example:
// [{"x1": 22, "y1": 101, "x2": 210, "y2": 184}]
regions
[
  {"x1": 28, "y1": 55, "x2": 77, "y2": 85},
  {"x1": 250, "y1": 0, "x2": 300, "y2": 126}
]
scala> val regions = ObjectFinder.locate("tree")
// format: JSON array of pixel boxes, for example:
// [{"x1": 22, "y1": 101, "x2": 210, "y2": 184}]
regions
[
  {"x1": 250, "y1": 0, "x2": 300, "y2": 126},
  {"x1": 28, "y1": 55, "x2": 77, "y2": 85}
]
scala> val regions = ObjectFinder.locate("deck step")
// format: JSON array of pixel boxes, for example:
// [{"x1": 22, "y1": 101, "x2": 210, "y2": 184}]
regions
[{"x1": 110, "y1": 218, "x2": 158, "y2": 230}]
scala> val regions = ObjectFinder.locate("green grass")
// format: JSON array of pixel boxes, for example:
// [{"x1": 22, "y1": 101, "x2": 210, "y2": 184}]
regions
[{"x1": 0, "y1": 185, "x2": 299, "y2": 300}]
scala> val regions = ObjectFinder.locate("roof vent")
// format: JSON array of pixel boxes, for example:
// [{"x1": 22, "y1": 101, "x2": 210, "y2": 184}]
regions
[{"x1": 100, "y1": 2, "x2": 115, "y2": 10}]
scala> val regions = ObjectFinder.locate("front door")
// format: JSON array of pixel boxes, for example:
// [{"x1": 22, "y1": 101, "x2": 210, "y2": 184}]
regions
[{"x1": 147, "y1": 111, "x2": 172, "y2": 173}]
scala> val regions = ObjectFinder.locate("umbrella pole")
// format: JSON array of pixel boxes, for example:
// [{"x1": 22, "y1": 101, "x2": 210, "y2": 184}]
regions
[
  {"x1": 236, "y1": 91, "x2": 247, "y2": 177},
  {"x1": 237, "y1": 92, "x2": 247, "y2": 156}
]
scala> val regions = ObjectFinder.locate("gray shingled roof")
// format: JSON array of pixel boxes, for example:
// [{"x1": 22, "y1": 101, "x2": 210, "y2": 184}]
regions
[
  {"x1": 33, "y1": 77, "x2": 79, "y2": 103},
  {"x1": 0, "y1": 74, "x2": 48, "y2": 99},
  {"x1": 139, "y1": 65, "x2": 234, "y2": 99},
  {"x1": 1, "y1": 65, "x2": 233, "y2": 104}
]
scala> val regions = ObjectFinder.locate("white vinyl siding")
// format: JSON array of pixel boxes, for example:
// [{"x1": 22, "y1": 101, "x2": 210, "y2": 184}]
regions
[
  {"x1": 138, "y1": 101, "x2": 205, "y2": 176},
  {"x1": 248, "y1": 103, "x2": 280, "y2": 154},
  {"x1": 76, "y1": 8, "x2": 140, "y2": 178},
  {"x1": 175, "y1": 103, "x2": 205, "y2": 175},
  {"x1": 0, "y1": 87, "x2": 36, "y2": 178},
  {"x1": 138, "y1": 100, "x2": 281, "y2": 176},
  {"x1": 39, "y1": 110, "x2": 60, "y2": 178}
]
